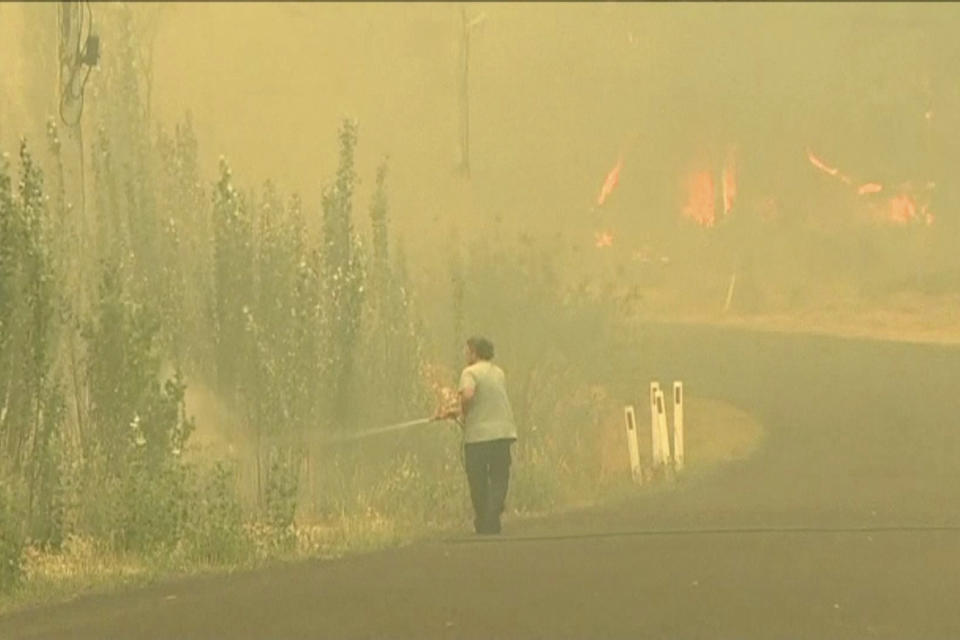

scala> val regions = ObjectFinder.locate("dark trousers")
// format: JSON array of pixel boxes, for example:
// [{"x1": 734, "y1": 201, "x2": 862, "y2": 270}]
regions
[{"x1": 464, "y1": 438, "x2": 514, "y2": 534}]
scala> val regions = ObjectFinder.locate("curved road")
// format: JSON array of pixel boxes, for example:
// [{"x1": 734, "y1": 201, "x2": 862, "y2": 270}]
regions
[{"x1": 3, "y1": 325, "x2": 960, "y2": 638}]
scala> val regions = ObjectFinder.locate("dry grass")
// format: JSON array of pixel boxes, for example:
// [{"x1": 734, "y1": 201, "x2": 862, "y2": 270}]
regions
[
  {"x1": 640, "y1": 291, "x2": 960, "y2": 347},
  {"x1": 598, "y1": 395, "x2": 764, "y2": 478},
  {"x1": 3, "y1": 537, "x2": 158, "y2": 615},
  {"x1": 0, "y1": 516, "x2": 414, "y2": 616},
  {"x1": 683, "y1": 397, "x2": 764, "y2": 466},
  {"x1": 1, "y1": 386, "x2": 765, "y2": 617}
]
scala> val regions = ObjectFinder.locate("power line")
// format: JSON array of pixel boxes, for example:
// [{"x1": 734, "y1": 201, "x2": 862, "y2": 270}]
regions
[
  {"x1": 58, "y1": 1, "x2": 96, "y2": 128},
  {"x1": 57, "y1": 2, "x2": 98, "y2": 222}
]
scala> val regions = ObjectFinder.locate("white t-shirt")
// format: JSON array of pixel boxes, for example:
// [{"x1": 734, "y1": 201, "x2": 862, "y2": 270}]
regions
[{"x1": 458, "y1": 360, "x2": 518, "y2": 444}]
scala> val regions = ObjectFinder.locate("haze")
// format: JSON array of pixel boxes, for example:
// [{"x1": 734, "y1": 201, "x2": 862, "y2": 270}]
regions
[{"x1": 1, "y1": 3, "x2": 959, "y2": 638}]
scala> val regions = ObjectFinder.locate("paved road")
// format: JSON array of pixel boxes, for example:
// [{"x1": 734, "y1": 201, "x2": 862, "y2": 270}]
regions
[{"x1": 3, "y1": 325, "x2": 960, "y2": 639}]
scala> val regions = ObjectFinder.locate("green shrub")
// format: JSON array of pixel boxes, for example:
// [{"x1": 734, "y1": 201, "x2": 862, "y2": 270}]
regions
[
  {"x1": 264, "y1": 450, "x2": 299, "y2": 528},
  {"x1": 116, "y1": 456, "x2": 187, "y2": 554},
  {"x1": 261, "y1": 449, "x2": 299, "y2": 553},
  {"x1": 0, "y1": 482, "x2": 25, "y2": 593},
  {"x1": 184, "y1": 461, "x2": 247, "y2": 565}
]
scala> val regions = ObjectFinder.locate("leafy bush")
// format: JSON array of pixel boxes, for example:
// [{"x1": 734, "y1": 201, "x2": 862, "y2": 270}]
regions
[
  {"x1": 0, "y1": 482, "x2": 25, "y2": 593},
  {"x1": 262, "y1": 448, "x2": 299, "y2": 552},
  {"x1": 183, "y1": 461, "x2": 247, "y2": 564},
  {"x1": 115, "y1": 457, "x2": 187, "y2": 554}
]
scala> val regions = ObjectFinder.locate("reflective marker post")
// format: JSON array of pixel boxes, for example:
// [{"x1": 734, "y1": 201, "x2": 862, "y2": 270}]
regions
[
  {"x1": 673, "y1": 381, "x2": 684, "y2": 471},
  {"x1": 623, "y1": 405, "x2": 643, "y2": 484},
  {"x1": 650, "y1": 381, "x2": 661, "y2": 466},
  {"x1": 655, "y1": 389, "x2": 671, "y2": 468}
]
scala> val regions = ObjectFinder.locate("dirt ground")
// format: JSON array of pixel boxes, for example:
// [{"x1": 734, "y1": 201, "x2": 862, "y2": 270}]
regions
[{"x1": 645, "y1": 291, "x2": 960, "y2": 347}]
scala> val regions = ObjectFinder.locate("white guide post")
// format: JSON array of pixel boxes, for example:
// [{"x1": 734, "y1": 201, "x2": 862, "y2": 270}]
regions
[
  {"x1": 649, "y1": 381, "x2": 661, "y2": 465},
  {"x1": 672, "y1": 381, "x2": 684, "y2": 471},
  {"x1": 623, "y1": 405, "x2": 642, "y2": 483},
  {"x1": 723, "y1": 272, "x2": 737, "y2": 313},
  {"x1": 655, "y1": 389, "x2": 671, "y2": 466}
]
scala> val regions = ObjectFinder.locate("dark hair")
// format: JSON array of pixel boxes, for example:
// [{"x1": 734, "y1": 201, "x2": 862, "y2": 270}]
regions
[{"x1": 466, "y1": 336, "x2": 494, "y2": 360}]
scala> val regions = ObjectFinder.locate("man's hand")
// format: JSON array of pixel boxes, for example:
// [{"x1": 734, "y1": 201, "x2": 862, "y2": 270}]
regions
[
  {"x1": 433, "y1": 386, "x2": 461, "y2": 421},
  {"x1": 432, "y1": 404, "x2": 460, "y2": 421}
]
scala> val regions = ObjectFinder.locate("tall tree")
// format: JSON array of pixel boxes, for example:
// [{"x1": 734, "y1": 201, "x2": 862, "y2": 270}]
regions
[{"x1": 321, "y1": 120, "x2": 365, "y2": 427}]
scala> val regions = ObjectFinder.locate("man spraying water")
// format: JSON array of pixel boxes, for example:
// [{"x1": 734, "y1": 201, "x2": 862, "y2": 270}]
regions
[{"x1": 435, "y1": 336, "x2": 518, "y2": 535}]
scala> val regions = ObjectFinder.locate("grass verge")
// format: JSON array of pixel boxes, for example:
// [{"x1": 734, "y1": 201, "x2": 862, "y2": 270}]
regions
[{"x1": 0, "y1": 393, "x2": 762, "y2": 617}]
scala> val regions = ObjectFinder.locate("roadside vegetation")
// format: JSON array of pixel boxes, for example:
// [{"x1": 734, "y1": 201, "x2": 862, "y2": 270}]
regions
[
  {"x1": 0, "y1": 5, "x2": 703, "y2": 614},
  {"x1": 0, "y1": 103, "x2": 694, "y2": 612}
]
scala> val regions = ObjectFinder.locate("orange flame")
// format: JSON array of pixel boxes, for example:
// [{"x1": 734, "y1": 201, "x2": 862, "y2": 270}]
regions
[
  {"x1": 722, "y1": 147, "x2": 737, "y2": 216},
  {"x1": 888, "y1": 194, "x2": 916, "y2": 225},
  {"x1": 807, "y1": 147, "x2": 934, "y2": 227},
  {"x1": 683, "y1": 170, "x2": 715, "y2": 227},
  {"x1": 597, "y1": 156, "x2": 623, "y2": 207},
  {"x1": 807, "y1": 149, "x2": 853, "y2": 185},
  {"x1": 857, "y1": 182, "x2": 883, "y2": 195},
  {"x1": 594, "y1": 231, "x2": 614, "y2": 248}
]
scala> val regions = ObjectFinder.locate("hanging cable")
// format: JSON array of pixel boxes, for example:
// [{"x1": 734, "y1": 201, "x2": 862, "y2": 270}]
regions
[
  {"x1": 57, "y1": 2, "x2": 97, "y2": 223},
  {"x1": 58, "y1": 1, "x2": 97, "y2": 128},
  {"x1": 77, "y1": 113, "x2": 86, "y2": 224}
]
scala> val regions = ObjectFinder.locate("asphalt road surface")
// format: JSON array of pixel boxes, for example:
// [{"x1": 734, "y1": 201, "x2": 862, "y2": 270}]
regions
[{"x1": 2, "y1": 325, "x2": 959, "y2": 639}]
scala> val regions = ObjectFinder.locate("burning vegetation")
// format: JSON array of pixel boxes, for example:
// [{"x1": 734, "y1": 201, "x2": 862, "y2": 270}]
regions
[{"x1": 0, "y1": 0, "x2": 959, "y2": 609}]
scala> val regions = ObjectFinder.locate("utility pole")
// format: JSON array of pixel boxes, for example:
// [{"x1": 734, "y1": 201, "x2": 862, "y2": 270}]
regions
[{"x1": 458, "y1": 7, "x2": 485, "y2": 179}]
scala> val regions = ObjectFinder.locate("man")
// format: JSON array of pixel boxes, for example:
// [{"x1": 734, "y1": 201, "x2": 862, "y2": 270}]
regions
[{"x1": 436, "y1": 336, "x2": 517, "y2": 535}]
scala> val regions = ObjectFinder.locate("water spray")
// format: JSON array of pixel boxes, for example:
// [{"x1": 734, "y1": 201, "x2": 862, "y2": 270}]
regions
[
  {"x1": 264, "y1": 416, "x2": 457, "y2": 449},
  {"x1": 324, "y1": 417, "x2": 443, "y2": 445}
]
